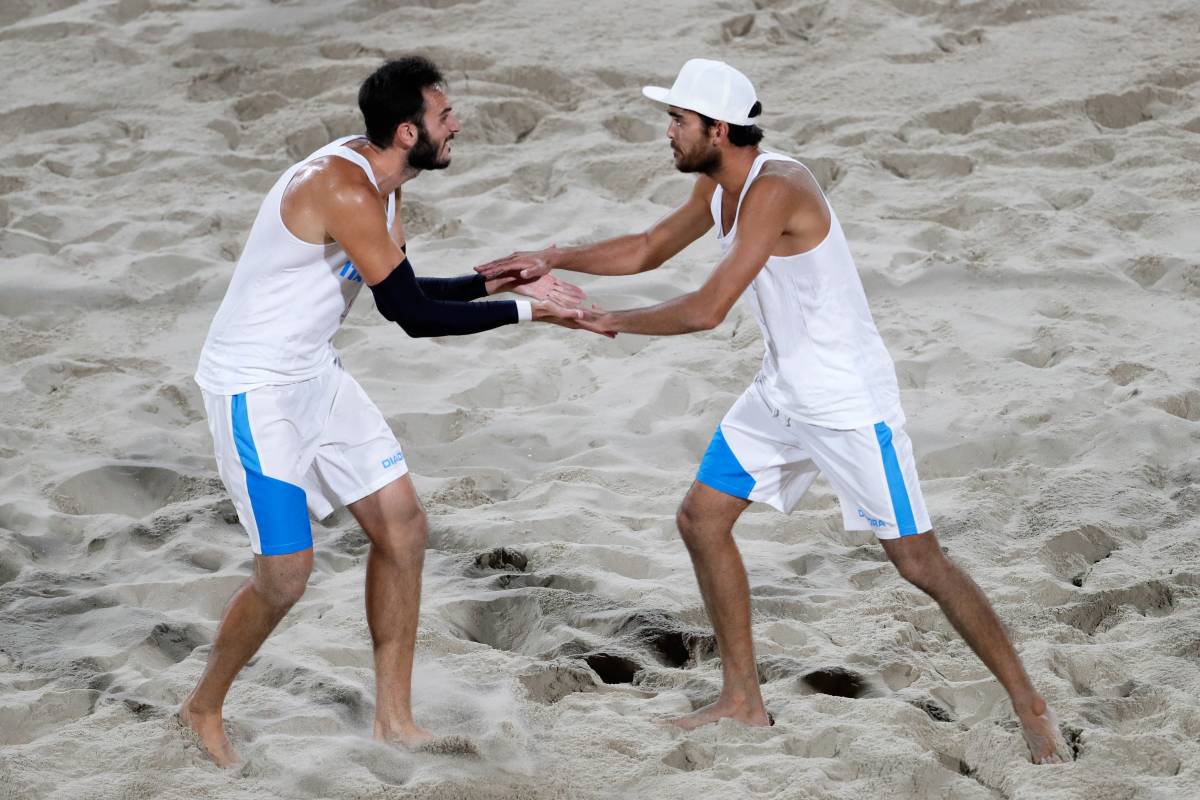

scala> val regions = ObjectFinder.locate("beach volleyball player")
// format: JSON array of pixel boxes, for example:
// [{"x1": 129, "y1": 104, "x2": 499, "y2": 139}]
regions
[
  {"x1": 184, "y1": 56, "x2": 594, "y2": 766},
  {"x1": 476, "y1": 58, "x2": 1068, "y2": 764}
]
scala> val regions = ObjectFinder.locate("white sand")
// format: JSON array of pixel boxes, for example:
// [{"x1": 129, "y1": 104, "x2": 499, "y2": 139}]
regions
[{"x1": 2, "y1": 0, "x2": 1199, "y2": 798}]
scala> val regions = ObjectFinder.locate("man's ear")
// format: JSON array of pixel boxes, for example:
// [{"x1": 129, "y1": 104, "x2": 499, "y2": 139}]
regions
[
  {"x1": 712, "y1": 120, "x2": 729, "y2": 144},
  {"x1": 395, "y1": 121, "x2": 418, "y2": 148}
]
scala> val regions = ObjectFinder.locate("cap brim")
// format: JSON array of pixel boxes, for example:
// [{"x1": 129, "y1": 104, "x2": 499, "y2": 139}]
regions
[
  {"x1": 642, "y1": 85, "x2": 757, "y2": 125},
  {"x1": 641, "y1": 86, "x2": 673, "y2": 105}
]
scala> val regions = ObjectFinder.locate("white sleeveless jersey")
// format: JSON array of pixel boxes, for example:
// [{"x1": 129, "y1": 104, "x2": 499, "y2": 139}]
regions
[
  {"x1": 713, "y1": 151, "x2": 902, "y2": 429},
  {"x1": 195, "y1": 136, "x2": 396, "y2": 395}
]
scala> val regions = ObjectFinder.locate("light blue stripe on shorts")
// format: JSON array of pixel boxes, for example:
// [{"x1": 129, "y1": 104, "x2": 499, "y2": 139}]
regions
[
  {"x1": 696, "y1": 426, "x2": 756, "y2": 500},
  {"x1": 231, "y1": 393, "x2": 313, "y2": 556},
  {"x1": 874, "y1": 421, "x2": 918, "y2": 536}
]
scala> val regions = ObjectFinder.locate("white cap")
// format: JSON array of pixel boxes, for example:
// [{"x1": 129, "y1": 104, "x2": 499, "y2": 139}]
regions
[{"x1": 642, "y1": 58, "x2": 759, "y2": 126}]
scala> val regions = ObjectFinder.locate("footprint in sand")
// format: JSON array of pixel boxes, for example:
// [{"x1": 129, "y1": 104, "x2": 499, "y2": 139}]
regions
[
  {"x1": 138, "y1": 621, "x2": 210, "y2": 666},
  {"x1": 1056, "y1": 579, "x2": 1176, "y2": 635},
  {"x1": 1084, "y1": 86, "x2": 1177, "y2": 130},
  {"x1": 662, "y1": 740, "x2": 715, "y2": 771},
  {"x1": 51, "y1": 464, "x2": 193, "y2": 518},
  {"x1": 0, "y1": 102, "x2": 98, "y2": 137},
  {"x1": 880, "y1": 152, "x2": 973, "y2": 180},
  {"x1": 1009, "y1": 338, "x2": 1070, "y2": 369},
  {"x1": 1039, "y1": 525, "x2": 1119, "y2": 586},
  {"x1": 519, "y1": 660, "x2": 601, "y2": 704},
  {"x1": 603, "y1": 113, "x2": 657, "y2": 144},
  {"x1": 482, "y1": 64, "x2": 584, "y2": 109},
  {"x1": 921, "y1": 101, "x2": 984, "y2": 135},
  {"x1": 1156, "y1": 390, "x2": 1200, "y2": 422},
  {"x1": 470, "y1": 100, "x2": 547, "y2": 144}
]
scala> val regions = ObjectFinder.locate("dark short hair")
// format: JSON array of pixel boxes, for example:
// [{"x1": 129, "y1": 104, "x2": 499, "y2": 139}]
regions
[
  {"x1": 358, "y1": 56, "x2": 445, "y2": 149},
  {"x1": 698, "y1": 101, "x2": 764, "y2": 147}
]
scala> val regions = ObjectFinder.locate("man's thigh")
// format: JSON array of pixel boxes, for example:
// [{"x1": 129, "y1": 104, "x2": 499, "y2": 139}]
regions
[
  {"x1": 309, "y1": 368, "x2": 410, "y2": 519},
  {"x1": 203, "y1": 383, "x2": 328, "y2": 556},
  {"x1": 795, "y1": 416, "x2": 932, "y2": 540},
  {"x1": 346, "y1": 472, "x2": 425, "y2": 545},
  {"x1": 695, "y1": 387, "x2": 820, "y2": 513}
]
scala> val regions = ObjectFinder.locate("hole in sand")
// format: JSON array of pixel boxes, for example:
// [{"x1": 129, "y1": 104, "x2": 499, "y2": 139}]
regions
[
  {"x1": 799, "y1": 667, "x2": 872, "y2": 698},
  {"x1": 584, "y1": 653, "x2": 641, "y2": 684}
]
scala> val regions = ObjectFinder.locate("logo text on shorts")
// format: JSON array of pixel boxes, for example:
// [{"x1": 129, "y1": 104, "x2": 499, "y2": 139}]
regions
[
  {"x1": 857, "y1": 508, "x2": 888, "y2": 528},
  {"x1": 381, "y1": 451, "x2": 405, "y2": 468}
]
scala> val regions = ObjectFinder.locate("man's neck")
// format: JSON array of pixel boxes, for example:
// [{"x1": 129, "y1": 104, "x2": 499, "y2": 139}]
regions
[
  {"x1": 346, "y1": 138, "x2": 420, "y2": 195},
  {"x1": 708, "y1": 147, "x2": 763, "y2": 199}
]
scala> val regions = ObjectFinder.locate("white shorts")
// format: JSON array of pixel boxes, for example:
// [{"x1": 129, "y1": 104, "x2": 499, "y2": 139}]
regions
[
  {"x1": 201, "y1": 364, "x2": 407, "y2": 555},
  {"x1": 696, "y1": 386, "x2": 932, "y2": 539}
]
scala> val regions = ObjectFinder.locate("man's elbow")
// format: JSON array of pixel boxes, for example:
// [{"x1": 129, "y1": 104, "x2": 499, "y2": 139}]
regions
[
  {"x1": 634, "y1": 232, "x2": 663, "y2": 273},
  {"x1": 635, "y1": 251, "x2": 664, "y2": 274},
  {"x1": 691, "y1": 305, "x2": 726, "y2": 332},
  {"x1": 398, "y1": 322, "x2": 434, "y2": 338},
  {"x1": 393, "y1": 310, "x2": 439, "y2": 338}
]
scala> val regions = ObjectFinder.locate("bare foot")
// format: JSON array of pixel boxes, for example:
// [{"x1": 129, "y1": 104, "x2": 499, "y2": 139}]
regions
[
  {"x1": 376, "y1": 720, "x2": 480, "y2": 755},
  {"x1": 1016, "y1": 696, "x2": 1069, "y2": 764},
  {"x1": 665, "y1": 696, "x2": 771, "y2": 731},
  {"x1": 375, "y1": 719, "x2": 437, "y2": 749},
  {"x1": 179, "y1": 702, "x2": 240, "y2": 768}
]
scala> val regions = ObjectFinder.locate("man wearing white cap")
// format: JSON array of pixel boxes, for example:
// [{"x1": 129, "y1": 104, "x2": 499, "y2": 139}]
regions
[{"x1": 476, "y1": 59, "x2": 1066, "y2": 764}]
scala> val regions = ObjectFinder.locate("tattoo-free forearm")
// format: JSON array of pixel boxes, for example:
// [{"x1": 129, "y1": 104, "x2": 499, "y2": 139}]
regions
[
  {"x1": 551, "y1": 233, "x2": 654, "y2": 276},
  {"x1": 605, "y1": 292, "x2": 720, "y2": 336}
]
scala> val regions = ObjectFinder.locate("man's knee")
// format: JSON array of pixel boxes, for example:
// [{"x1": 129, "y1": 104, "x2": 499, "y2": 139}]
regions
[
  {"x1": 254, "y1": 557, "x2": 312, "y2": 609},
  {"x1": 375, "y1": 502, "x2": 428, "y2": 558},
  {"x1": 892, "y1": 549, "x2": 949, "y2": 595},
  {"x1": 676, "y1": 496, "x2": 702, "y2": 540}
]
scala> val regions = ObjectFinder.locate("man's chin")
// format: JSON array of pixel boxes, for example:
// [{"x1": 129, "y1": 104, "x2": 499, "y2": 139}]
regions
[{"x1": 413, "y1": 157, "x2": 452, "y2": 171}]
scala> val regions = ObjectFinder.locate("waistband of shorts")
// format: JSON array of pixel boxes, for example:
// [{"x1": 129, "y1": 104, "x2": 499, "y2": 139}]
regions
[{"x1": 751, "y1": 375, "x2": 903, "y2": 431}]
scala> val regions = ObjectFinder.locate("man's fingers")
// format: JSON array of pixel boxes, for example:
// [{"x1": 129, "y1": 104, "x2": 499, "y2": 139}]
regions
[
  {"x1": 551, "y1": 289, "x2": 584, "y2": 308},
  {"x1": 474, "y1": 254, "x2": 521, "y2": 276}
]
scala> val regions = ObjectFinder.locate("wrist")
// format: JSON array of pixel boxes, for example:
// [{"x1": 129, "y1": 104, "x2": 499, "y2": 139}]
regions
[{"x1": 515, "y1": 300, "x2": 534, "y2": 323}]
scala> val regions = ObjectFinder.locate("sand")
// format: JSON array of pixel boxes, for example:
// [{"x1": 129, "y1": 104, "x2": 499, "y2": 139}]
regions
[{"x1": 2, "y1": 0, "x2": 1199, "y2": 798}]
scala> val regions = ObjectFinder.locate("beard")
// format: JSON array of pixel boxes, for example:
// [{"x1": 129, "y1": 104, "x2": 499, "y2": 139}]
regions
[
  {"x1": 408, "y1": 124, "x2": 451, "y2": 171},
  {"x1": 673, "y1": 142, "x2": 721, "y2": 174}
]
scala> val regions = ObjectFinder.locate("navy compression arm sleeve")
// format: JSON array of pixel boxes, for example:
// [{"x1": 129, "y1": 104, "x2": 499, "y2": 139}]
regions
[
  {"x1": 370, "y1": 258, "x2": 519, "y2": 338},
  {"x1": 399, "y1": 246, "x2": 490, "y2": 301},
  {"x1": 416, "y1": 272, "x2": 489, "y2": 301}
]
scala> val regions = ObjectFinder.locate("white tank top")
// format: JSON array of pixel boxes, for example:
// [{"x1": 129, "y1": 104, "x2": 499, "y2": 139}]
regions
[
  {"x1": 195, "y1": 137, "x2": 396, "y2": 394},
  {"x1": 713, "y1": 151, "x2": 902, "y2": 429}
]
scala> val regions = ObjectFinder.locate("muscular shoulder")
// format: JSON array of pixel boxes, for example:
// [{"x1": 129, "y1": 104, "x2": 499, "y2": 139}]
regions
[
  {"x1": 748, "y1": 161, "x2": 825, "y2": 215},
  {"x1": 280, "y1": 155, "x2": 386, "y2": 244},
  {"x1": 286, "y1": 156, "x2": 379, "y2": 213},
  {"x1": 757, "y1": 160, "x2": 821, "y2": 197}
]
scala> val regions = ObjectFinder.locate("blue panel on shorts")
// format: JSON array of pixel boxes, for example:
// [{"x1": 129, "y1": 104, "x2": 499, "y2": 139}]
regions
[
  {"x1": 696, "y1": 426, "x2": 756, "y2": 500},
  {"x1": 874, "y1": 422, "x2": 918, "y2": 536},
  {"x1": 231, "y1": 394, "x2": 313, "y2": 556}
]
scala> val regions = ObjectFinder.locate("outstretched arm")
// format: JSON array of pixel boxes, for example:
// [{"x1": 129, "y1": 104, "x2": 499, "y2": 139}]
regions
[
  {"x1": 575, "y1": 176, "x2": 800, "y2": 336},
  {"x1": 410, "y1": 254, "x2": 585, "y2": 308},
  {"x1": 475, "y1": 177, "x2": 716, "y2": 279},
  {"x1": 324, "y1": 182, "x2": 591, "y2": 336},
  {"x1": 394, "y1": 225, "x2": 585, "y2": 307}
]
